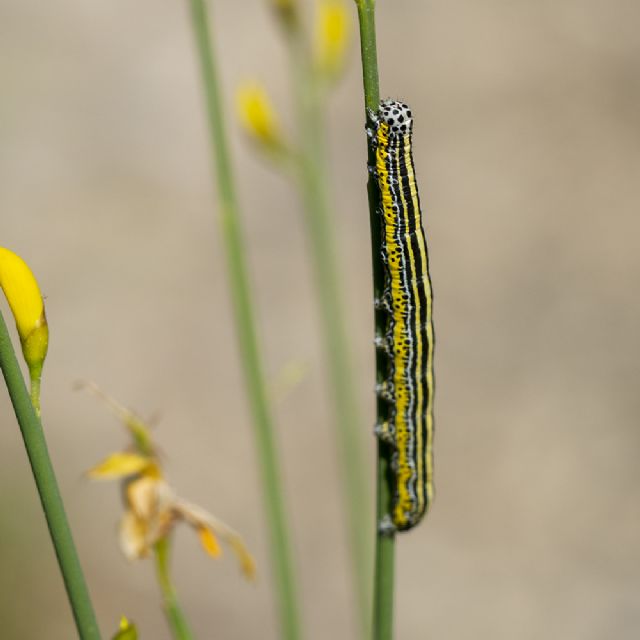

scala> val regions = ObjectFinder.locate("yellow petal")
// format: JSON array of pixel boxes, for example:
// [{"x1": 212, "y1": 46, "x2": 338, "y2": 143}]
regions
[
  {"x1": 229, "y1": 536, "x2": 257, "y2": 581},
  {"x1": 119, "y1": 478, "x2": 176, "y2": 560},
  {"x1": 124, "y1": 475, "x2": 176, "y2": 551},
  {"x1": 198, "y1": 526, "x2": 222, "y2": 558},
  {"x1": 87, "y1": 452, "x2": 151, "y2": 479},
  {"x1": 173, "y1": 499, "x2": 256, "y2": 579},
  {"x1": 119, "y1": 510, "x2": 149, "y2": 560},
  {"x1": 236, "y1": 82, "x2": 283, "y2": 149},
  {"x1": 125, "y1": 475, "x2": 162, "y2": 518}
]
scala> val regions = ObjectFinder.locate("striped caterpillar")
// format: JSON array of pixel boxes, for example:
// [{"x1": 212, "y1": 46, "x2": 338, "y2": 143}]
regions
[{"x1": 368, "y1": 99, "x2": 435, "y2": 533}]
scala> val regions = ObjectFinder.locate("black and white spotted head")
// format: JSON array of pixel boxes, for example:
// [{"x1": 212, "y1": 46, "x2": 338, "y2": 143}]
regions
[{"x1": 378, "y1": 99, "x2": 413, "y2": 136}]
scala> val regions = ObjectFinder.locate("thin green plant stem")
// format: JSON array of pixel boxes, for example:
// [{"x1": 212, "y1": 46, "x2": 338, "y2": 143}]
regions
[
  {"x1": 154, "y1": 538, "x2": 195, "y2": 640},
  {"x1": 372, "y1": 453, "x2": 395, "y2": 640},
  {"x1": 284, "y1": 26, "x2": 372, "y2": 640},
  {"x1": 354, "y1": 1, "x2": 396, "y2": 639},
  {"x1": 187, "y1": 2, "x2": 303, "y2": 639},
  {"x1": 0, "y1": 310, "x2": 101, "y2": 640},
  {"x1": 30, "y1": 373, "x2": 42, "y2": 415}
]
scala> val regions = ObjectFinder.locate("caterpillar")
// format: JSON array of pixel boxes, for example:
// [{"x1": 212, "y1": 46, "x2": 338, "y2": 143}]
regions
[{"x1": 368, "y1": 99, "x2": 435, "y2": 533}]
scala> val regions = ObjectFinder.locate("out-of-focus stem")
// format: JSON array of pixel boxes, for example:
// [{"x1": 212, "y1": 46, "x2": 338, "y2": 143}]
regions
[
  {"x1": 187, "y1": 2, "x2": 303, "y2": 639},
  {"x1": 154, "y1": 538, "x2": 195, "y2": 640},
  {"x1": 0, "y1": 311, "x2": 101, "y2": 640},
  {"x1": 284, "y1": 23, "x2": 372, "y2": 640}
]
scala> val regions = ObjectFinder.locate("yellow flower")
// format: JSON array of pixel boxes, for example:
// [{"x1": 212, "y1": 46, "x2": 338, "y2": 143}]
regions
[
  {"x1": 111, "y1": 616, "x2": 138, "y2": 640},
  {"x1": 84, "y1": 384, "x2": 256, "y2": 580},
  {"x1": 315, "y1": 0, "x2": 350, "y2": 80},
  {"x1": 236, "y1": 82, "x2": 285, "y2": 151},
  {"x1": 0, "y1": 247, "x2": 49, "y2": 412}
]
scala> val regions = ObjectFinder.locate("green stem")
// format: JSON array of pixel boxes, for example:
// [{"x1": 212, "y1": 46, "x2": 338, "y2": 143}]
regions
[
  {"x1": 354, "y1": 2, "x2": 396, "y2": 639},
  {"x1": 0, "y1": 311, "x2": 101, "y2": 640},
  {"x1": 373, "y1": 455, "x2": 395, "y2": 640},
  {"x1": 154, "y1": 538, "x2": 195, "y2": 640},
  {"x1": 29, "y1": 368, "x2": 42, "y2": 415},
  {"x1": 285, "y1": 25, "x2": 372, "y2": 640},
  {"x1": 187, "y1": 2, "x2": 303, "y2": 639}
]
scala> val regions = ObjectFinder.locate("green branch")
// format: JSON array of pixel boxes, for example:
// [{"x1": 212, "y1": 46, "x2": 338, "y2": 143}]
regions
[
  {"x1": 283, "y1": 23, "x2": 372, "y2": 640},
  {"x1": 0, "y1": 311, "x2": 101, "y2": 639},
  {"x1": 154, "y1": 538, "x2": 195, "y2": 640},
  {"x1": 187, "y1": 1, "x2": 303, "y2": 639},
  {"x1": 354, "y1": 1, "x2": 397, "y2": 639}
]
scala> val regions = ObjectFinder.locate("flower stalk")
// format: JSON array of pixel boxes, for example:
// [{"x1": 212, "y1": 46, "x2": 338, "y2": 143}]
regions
[
  {"x1": 285, "y1": 23, "x2": 373, "y2": 639},
  {"x1": 353, "y1": 1, "x2": 397, "y2": 639},
  {"x1": 154, "y1": 538, "x2": 195, "y2": 640},
  {"x1": 245, "y1": 5, "x2": 372, "y2": 636},
  {"x1": 187, "y1": 1, "x2": 303, "y2": 638},
  {"x1": 0, "y1": 310, "x2": 100, "y2": 639}
]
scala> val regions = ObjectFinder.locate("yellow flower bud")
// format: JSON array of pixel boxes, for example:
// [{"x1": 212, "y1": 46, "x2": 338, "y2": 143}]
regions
[
  {"x1": 111, "y1": 616, "x2": 138, "y2": 640},
  {"x1": 236, "y1": 82, "x2": 285, "y2": 150},
  {"x1": 0, "y1": 247, "x2": 48, "y2": 411},
  {"x1": 315, "y1": 0, "x2": 350, "y2": 79}
]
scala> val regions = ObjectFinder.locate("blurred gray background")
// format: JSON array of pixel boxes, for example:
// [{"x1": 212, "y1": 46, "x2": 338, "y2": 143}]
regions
[{"x1": 1, "y1": 0, "x2": 639, "y2": 638}]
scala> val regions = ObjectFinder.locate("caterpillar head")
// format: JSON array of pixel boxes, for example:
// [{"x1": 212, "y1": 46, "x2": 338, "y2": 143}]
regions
[{"x1": 378, "y1": 99, "x2": 413, "y2": 136}]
